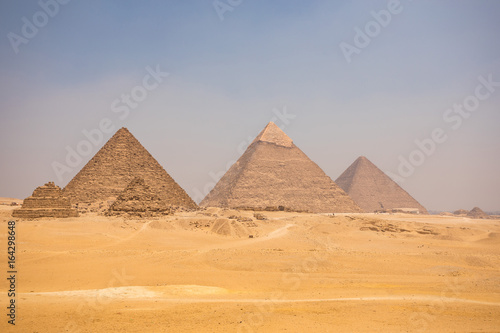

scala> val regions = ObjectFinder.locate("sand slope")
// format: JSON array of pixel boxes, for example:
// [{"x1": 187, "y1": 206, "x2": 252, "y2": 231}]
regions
[{"x1": 1, "y1": 206, "x2": 499, "y2": 332}]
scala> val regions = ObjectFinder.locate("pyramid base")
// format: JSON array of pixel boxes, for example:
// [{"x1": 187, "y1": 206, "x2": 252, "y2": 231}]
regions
[
  {"x1": 234, "y1": 205, "x2": 310, "y2": 213},
  {"x1": 12, "y1": 208, "x2": 79, "y2": 219},
  {"x1": 106, "y1": 208, "x2": 172, "y2": 218}
]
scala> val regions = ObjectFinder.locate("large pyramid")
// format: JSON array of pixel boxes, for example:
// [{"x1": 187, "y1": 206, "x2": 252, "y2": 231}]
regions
[
  {"x1": 63, "y1": 128, "x2": 197, "y2": 208},
  {"x1": 335, "y1": 156, "x2": 428, "y2": 213},
  {"x1": 200, "y1": 122, "x2": 362, "y2": 213}
]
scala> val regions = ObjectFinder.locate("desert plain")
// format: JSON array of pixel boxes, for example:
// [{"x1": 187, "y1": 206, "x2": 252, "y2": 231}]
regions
[{"x1": 1, "y1": 203, "x2": 499, "y2": 332}]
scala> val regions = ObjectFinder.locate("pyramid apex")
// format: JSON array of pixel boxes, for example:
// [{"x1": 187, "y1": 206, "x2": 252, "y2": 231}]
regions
[
  {"x1": 252, "y1": 122, "x2": 293, "y2": 147},
  {"x1": 353, "y1": 156, "x2": 376, "y2": 168},
  {"x1": 109, "y1": 127, "x2": 132, "y2": 138},
  {"x1": 356, "y1": 156, "x2": 370, "y2": 163},
  {"x1": 109, "y1": 127, "x2": 137, "y2": 141}
]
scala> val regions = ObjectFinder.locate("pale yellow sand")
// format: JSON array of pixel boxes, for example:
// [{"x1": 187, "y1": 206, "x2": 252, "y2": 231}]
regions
[
  {"x1": 0, "y1": 197, "x2": 22, "y2": 205},
  {"x1": 1, "y1": 206, "x2": 499, "y2": 332}
]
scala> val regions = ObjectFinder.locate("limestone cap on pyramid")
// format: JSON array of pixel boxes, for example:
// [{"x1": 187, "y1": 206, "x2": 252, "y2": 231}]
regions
[{"x1": 250, "y1": 122, "x2": 293, "y2": 147}]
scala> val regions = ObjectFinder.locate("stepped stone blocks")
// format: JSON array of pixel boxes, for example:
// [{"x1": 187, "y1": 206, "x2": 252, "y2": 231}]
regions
[
  {"x1": 63, "y1": 127, "x2": 197, "y2": 209},
  {"x1": 335, "y1": 156, "x2": 428, "y2": 214},
  {"x1": 12, "y1": 182, "x2": 78, "y2": 218},
  {"x1": 201, "y1": 122, "x2": 362, "y2": 213},
  {"x1": 107, "y1": 177, "x2": 172, "y2": 217}
]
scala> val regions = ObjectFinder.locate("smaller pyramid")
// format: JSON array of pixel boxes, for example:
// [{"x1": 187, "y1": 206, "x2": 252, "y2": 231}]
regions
[
  {"x1": 12, "y1": 182, "x2": 78, "y2": 218},
  {"x1": 466, "y1": 207, "x2": 488, "y2": 219},
  {"x1": 107, "y1": 177, "x2": 172, "y2": 217},
  {"x1": 335, "y1": 156, "x2": 428, "y2": 214},
  {"x1": 453, "y1": 209, "x2": 468, "y2": 216}
]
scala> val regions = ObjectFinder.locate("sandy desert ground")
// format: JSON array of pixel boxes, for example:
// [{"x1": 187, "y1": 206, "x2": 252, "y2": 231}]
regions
[{"x1": 1, "y1": 203, "x2": 499, "y2": 332}]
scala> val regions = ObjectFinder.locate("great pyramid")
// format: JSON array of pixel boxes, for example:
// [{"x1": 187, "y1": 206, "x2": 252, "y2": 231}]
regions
[
  {"x1": 12, "y1": 182, "x2": 78, "y2": 218},
  {"x1": 107, "y1": 177, "x2": 172, "y2": 217},
  {"x1": 200, "y1": 122, "x2": 362, "y2": 213},
  {"x1": 335, "y1": 156, "x2": 428, "y2": 213},
  {"x1": 63, "y1": 128, "x2": 197, "y2": 209}
]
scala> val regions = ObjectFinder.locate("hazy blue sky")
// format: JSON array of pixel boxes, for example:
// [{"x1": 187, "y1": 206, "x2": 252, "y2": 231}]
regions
[{"x1": 1, "y1": 0, "x2": 499, "y2": 212}]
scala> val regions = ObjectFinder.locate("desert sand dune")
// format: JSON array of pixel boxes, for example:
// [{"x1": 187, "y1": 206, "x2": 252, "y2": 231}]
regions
[{"x1": 1, "y1": 207, "x2": 499, "y2": 332}]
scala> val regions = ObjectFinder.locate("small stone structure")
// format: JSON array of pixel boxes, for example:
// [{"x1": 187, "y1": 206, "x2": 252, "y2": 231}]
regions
[
  {"x1": 12, "y1": 182, "x2": 78, "y2": 218},
  {"x1": 107, "y1": 177, "x2": 172, "y2": 217}
]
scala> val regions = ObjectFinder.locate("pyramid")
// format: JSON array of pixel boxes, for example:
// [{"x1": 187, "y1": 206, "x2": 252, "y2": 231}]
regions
[
  {"x1": 107, "y1": 177, "x2": 172, "y2": 217},
  {"x1": 466, "y1": 207, "x2": 488, "y2": 219},
  {"x1": 453, "y1": 209, "x2": 469, "y2": 216},
  {"x1": 63, "y1": 128, "x2": 197, "y2": 209},
  {"x1": 200, "y1": 122, "x2": 362, "y2": 213},
  {"x1": 12, "y1": 182, "x2": 78, "y2": 218},
  {"x1": 335, "y1": 156, "x2": 428, "y2": 213}
]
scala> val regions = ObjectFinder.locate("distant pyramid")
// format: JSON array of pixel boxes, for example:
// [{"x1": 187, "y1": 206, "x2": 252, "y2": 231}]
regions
[
  {"x1": 200, "y1": 122, "x2": 362, "y2": 213},
  {"x1": 63, "y1": 128, "x2": 197, "y2": 208},
  {"x1": 335, "y1": 156, "x2": 428, "y2": 213},
  {"x1": 107, "y1": 177, "x2": 172, "y2": 217},
  {"x1": 466, "y1": 207, "x2": 488, "y2": 219},
  {"x1": 453, "y1": 209, "x2": 468, "y2": 216}
]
